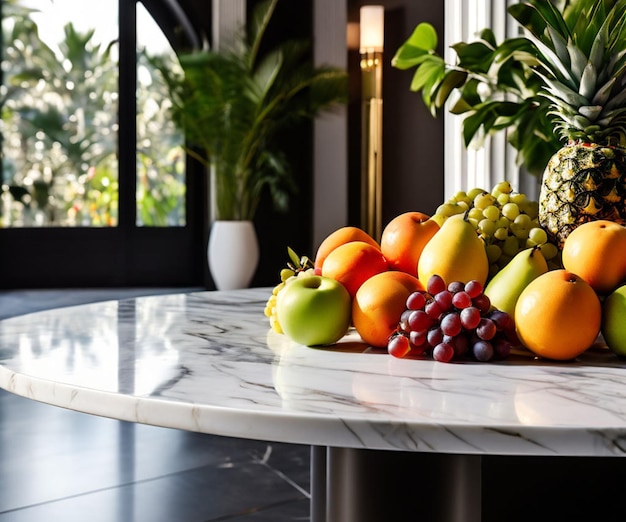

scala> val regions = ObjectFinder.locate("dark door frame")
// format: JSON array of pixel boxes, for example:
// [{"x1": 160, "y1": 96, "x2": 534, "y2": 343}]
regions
[{"x1": 0, "y1": 0, "x2": 211, "y2": 289}]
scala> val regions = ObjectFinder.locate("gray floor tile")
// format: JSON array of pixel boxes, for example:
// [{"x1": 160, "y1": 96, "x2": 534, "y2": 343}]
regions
[{"x1": 0, "y1": 461, "x2": 308, "y2": 522}]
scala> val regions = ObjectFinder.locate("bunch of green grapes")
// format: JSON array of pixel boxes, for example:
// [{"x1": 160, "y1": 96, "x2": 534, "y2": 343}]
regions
[
  {"x1": 434, "y1": 181, "x2": 561, "y2": 278},
  {"x1": 264, "y1": 248, "x2": 315, "y2": 334}
]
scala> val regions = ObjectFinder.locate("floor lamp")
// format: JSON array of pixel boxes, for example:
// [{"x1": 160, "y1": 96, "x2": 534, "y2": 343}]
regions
[{"x1": 360, "y1": 5, "x2": 384, "y2": 241}]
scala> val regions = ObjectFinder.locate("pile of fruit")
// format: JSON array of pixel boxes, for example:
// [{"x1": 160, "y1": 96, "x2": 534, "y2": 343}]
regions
[
  {"x1": 432, "y1": 181, "x2": 561, "y2": 277},
  {"x1": 265, "y1": 182, "x2": 626, "y2": 363},
  {"x1": 388, "y1": 275, "x2": 517, "y2": 363}
]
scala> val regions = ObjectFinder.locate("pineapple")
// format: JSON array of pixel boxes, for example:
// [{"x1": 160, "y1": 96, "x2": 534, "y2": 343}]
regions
[
  {"x1": 508, "y1": 0, "x2": 626, "y2": 247},
  {"x1": 392, "y1": 0, "x2": 626, "y2": 249}
]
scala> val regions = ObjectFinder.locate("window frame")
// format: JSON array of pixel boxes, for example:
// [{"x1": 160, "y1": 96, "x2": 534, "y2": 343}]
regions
[{"x1": 0, "y1": 0, "x2": 211, "y2": 289}]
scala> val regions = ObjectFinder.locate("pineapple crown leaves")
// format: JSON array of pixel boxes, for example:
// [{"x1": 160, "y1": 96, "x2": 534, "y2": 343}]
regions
[{"x1": 509, "y1": 0, "x2": 626, "y2": 145}]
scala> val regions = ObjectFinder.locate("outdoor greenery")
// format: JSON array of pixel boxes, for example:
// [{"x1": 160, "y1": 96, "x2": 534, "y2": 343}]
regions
[{"x1": 0, "y1": 0, "x2": 184, "y2": 227}]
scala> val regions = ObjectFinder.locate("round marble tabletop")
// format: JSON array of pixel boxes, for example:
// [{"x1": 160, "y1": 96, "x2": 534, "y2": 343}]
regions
[{"x1": 1, "y1": 287, "x2": 626, "y2": 457}]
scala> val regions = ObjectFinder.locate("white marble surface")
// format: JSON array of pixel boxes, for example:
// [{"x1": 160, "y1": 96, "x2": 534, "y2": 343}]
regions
[{"x1": 1, "y1": 287, "x2": 626, "y2": 457}]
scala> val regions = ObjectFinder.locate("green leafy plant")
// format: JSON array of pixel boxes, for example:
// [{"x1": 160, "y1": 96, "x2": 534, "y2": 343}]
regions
[
  {"x1": 391, "y1": 2, "x2": 571, "y2": 176},
  {"x1": 152, "y1": 0, "x2": 347, "y2": 221}
]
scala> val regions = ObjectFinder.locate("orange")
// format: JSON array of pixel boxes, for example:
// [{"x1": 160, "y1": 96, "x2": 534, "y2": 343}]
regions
[
  {"x1": 352, "y1": 271, "x2": 424, "y2": 348},
  {"x1": 314, "y1": 226, "x2": 379, "y2": 271},
  {"x1": 321, "y1": 241, "x2": 388, "y2": 298},
  {"x1": 515, "y1": 269, "x2": 601, "y2": 360},
  {"x1": 380, "y1": 211, "x2": 440, "y2": 276},
  {"x1": 562, "y1": 220, "x2": 626, "y2": 295}
]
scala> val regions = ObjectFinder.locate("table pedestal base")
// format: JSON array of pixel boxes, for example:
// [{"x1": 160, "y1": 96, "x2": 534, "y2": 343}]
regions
[{"x1": 311, "y1": 447, "x2": 481, "y2": 522}]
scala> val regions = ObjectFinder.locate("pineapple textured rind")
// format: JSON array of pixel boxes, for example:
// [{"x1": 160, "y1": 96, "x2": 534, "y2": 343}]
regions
[
  {"x1": 506, "y1": 0, "x2": 626, "y2": 246},
  {"x1": 539, "y1": 142, "x2": 626, "y2": 247}
]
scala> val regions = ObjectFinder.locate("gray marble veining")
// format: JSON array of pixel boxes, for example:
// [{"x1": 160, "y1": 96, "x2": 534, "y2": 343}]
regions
[{"x1": 2, "y1": 287, "x2": 626, "y2": 457}]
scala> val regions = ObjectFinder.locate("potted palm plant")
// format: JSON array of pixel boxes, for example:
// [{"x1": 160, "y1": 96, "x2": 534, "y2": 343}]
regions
[{"x1": 153, "y1": 0, "x2": 347, "y2": 289}]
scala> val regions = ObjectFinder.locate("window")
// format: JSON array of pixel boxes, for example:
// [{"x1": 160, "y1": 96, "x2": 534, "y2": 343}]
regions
[
  {"x1": 0, "y1": 0, "x2": 208, "y2": 288},
  {"x1": 136, "y1": 1, "x2": 187, "y2": 227},
  {"x1": 2, "y1": 0, "x2": 121, "y2": 227}
]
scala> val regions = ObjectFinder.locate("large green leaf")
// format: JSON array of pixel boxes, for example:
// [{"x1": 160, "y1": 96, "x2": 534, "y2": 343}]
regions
[
  {"x1": 511, "y1": 1, "x2": 571, "y2": 40},
  {"x1": 453, "y1": 79, "x2": 482, "y2": 111},
  {"x1": 434, "y1": 69, "x2": 468, "y2": 108},
  {"x1": 409, "y1": 56, "x2": 444, "y2": 93},
  {"x1": 508, "y1": 3, "x2": 549, "y2": 38},
  {"x1": 391, "y1": 45, "x2": 431, "y2": 70},
  {"x1": 405, "y1": 22, "x2": 438, "y2": 51},
  {"x1": 453, "y1": 41, "x2": 495, "y2": 73}
]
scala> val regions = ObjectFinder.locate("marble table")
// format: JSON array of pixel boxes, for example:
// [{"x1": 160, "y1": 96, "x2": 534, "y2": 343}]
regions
[{"x1": 1, "y1": 288, "x2": 626, "y2": 521}]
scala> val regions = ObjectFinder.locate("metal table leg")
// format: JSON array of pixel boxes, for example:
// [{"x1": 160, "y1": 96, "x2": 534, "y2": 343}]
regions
[
  {"x1": 310, "y1": 446, "x2": 327, "y2": 522},
  {"x1": 320, "y1": 447, "x2": 481, "y2": 522}
]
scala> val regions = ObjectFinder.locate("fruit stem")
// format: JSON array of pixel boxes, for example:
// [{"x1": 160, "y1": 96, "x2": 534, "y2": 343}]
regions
[{"x1": 286, "y1": 246, "x2": 314, "y2": 272}]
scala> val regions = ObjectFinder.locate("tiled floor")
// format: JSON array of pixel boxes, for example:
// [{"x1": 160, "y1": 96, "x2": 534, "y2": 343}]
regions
[{"x1": 0, "y1": 288, "x2": 311, "y2": 522}]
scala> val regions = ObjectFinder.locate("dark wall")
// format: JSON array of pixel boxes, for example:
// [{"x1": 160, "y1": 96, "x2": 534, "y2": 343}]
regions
[
  {"x1": 348, "y1": 0, "x2": 445, "y2": 229},
  {"x1": 382, "y1": 1, "x2": 445, "y2": 219},
  {"x1": 247, "y1": 0, "x2": 315, "y2": 287}
]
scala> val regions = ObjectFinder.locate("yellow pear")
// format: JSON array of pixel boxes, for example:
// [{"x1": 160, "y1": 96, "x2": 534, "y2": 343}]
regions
[{"x1": 418, "y1": 212, "x2": 489, "y2": 287}]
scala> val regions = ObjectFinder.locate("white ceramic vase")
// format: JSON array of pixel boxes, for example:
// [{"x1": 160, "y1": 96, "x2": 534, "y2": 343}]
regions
[{"x1": 207, "y1": 220, "x2": 259, "y2": 290}]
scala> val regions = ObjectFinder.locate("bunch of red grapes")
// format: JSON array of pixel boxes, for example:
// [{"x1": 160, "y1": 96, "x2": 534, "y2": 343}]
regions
[{"x1": 387, "y1": 275, "x2": 518, "y2": 362}]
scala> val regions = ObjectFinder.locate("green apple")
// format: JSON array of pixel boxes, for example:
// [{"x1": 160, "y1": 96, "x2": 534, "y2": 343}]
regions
[
  {"x1": 601, "y1": 284, "x2": 626, "y2": 357},
  {"x1": 277, "y1": 275, "x2": 351, "y2": 346}
]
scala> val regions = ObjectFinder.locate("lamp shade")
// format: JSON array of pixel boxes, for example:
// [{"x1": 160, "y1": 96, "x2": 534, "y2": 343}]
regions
[{"x1": 360, "y1": 6, "x2": 384, "y2": 52}]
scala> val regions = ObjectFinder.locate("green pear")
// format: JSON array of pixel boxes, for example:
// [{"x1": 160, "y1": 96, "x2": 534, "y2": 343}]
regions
[
  {"x1": 484, "y1": 246, "x2": 548, "y2": 318},
  {"x1": 418, "y1": 212, "x2": 489, "y2": 287},
  {"x1": 601, "y1": 285, "x2": 626, "y2": 357}
]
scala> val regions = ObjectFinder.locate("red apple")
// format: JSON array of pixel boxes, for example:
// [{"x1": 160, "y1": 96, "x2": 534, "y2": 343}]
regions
[{"x1": 380, "y1": 211, "x2": 440, "y2": 276}]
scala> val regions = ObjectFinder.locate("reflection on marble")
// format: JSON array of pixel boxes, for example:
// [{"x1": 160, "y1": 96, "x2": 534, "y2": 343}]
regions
[{"x1": 2, "y1": 288, "x2": 626, "y2": 457}]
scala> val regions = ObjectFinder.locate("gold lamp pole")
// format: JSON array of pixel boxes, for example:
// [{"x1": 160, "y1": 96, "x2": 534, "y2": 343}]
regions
[{"x1": 360, "y1": 5, "x2": 384, "y2": 242}]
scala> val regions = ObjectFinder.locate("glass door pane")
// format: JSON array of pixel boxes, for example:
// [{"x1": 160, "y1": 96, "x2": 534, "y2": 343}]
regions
[
  {"x1": 1, "y1": 0, "x2": 119, "y2": 227},
  {"x1": 136, "y1": 2, "x2": 185, "y2": 227}
]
